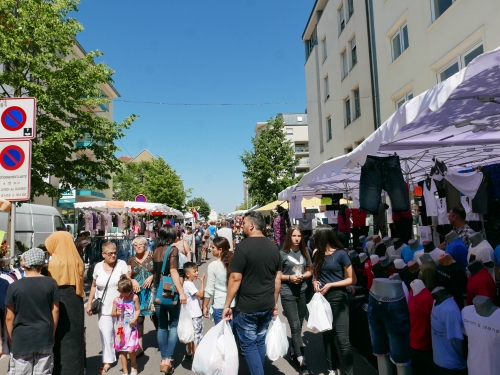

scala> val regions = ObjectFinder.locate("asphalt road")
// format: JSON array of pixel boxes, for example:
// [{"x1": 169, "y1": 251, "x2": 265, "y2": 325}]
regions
[{"x1": 0, "y1": 257, "x2": 378, "y2": 375}]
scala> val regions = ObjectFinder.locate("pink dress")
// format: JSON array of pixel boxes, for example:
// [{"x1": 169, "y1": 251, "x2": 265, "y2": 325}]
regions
[{"x1": 114, "y1": 297, "x2": 139, "y2": 352}]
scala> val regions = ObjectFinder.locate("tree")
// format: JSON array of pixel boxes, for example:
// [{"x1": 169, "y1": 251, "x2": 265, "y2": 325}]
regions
[
  {"x1": 240, "y1": 115, "x2": 299, "y2": 206},
  {"x1": 113, "y1": 158, "x2": 189, "y2": 210},
  {"x1": 186, "y1": 197, "x2": 211, "y2": 220},
  {"x1": 0, "y1": 0, "x2": 137, "y2": 200}
]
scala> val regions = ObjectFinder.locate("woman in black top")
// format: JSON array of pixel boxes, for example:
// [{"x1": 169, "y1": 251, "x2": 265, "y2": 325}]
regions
[
  {"x1": 153, "y1": 226, "x2": 186, "y2": 374},
  {"x1": 312, "y1": 225, "x2": 356, "y2": 375},
  {"x1": 280, "y1": 226, "x2": 312, "y2": 375}
]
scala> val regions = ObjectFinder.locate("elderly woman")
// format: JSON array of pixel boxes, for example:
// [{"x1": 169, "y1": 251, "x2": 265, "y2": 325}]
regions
[
  {"x1": 86, "y1": 242, "x2": 129, "y2": 374},
  {"x1": 127, "y1": 236, "x2": 156, "y2": 356},
  {"x1": 45, "y1": 231, "x2": 85, "y2": 375}
]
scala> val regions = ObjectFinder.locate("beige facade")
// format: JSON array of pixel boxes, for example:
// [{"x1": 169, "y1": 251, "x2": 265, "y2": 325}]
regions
[
  {"x1": 303, "y1": 0, "x2": 376, "y2": 170},
  {"x1": 372, "y1": 0, "x2": 500, "y2": 123}
]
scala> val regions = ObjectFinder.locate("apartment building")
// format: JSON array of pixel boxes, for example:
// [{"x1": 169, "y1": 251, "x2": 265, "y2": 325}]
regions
[
  {"x1": 372, "y1": 0, "x2": 500, "y2": 122},
  {"x1": 303, "y1": 0, "x2": 377, "y2": 169},
  {"x1": 255, "y1": 113, "x2": 310, "y2": 175}
]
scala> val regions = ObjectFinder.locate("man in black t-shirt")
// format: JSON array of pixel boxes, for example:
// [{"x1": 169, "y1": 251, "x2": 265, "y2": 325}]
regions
[
  {"x1": 5, "y1": 248, "x2": 60, "y2": 374},
  {"x1": 223, "y1": 211, "x2": 282, "y2": 375}
]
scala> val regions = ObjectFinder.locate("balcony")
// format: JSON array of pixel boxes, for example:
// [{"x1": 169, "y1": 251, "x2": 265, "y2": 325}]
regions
[
  {"x1": 295, "y1": 146, "x2": 309, "y2": 154},
  {"x1": 296, "y1": 158, "x2": 310, "y2": 168}
]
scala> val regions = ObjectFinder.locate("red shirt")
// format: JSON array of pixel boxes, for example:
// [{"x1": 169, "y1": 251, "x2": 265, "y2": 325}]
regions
[
  {"x1": 408, "y1": 288, "x2": 434, "y2": 351},
  {"x1": 338, "y1": 208, "x2": 351, "y2": 233},
  {"x1": 351, "y1": 209, "x2": 367, "y2": 227},
  {"x1": 466, "y1": 268, "x2": 496, "y2": 305},
  {"x1": 364, "y1": 259, "x2": 377, "y2": 291}
]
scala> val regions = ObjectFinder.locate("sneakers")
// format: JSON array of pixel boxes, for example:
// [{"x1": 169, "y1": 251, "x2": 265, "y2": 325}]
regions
[
  {"x1": 290, "y1": 352, "x2": 299, "y2": 366},
  {"x1": 299, "y1": 364, "x2": 310, "y2": 375}
]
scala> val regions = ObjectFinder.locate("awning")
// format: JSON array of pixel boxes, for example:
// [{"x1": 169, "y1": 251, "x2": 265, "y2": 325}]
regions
[
  {"x1": 284, "y1": 47, "x2": 500, "y2": 196},
  {"x1": 73, "y1": 201, "x2": 184, "y2": 219},
  {"x1": 255, "y1": 200, "x2": 288, "y2": 214}
]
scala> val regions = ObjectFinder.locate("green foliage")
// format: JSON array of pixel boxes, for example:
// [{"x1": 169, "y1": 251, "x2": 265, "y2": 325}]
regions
[
  {"x1": 113, "y1": 158, "x2": 189, "y2": 210},
  {"x1": 0, "y1": 0, "x2": 137, "y2": 199},
  {"x1": 240, "y1": 115, "x2": 299, "y2": 206},
  {"x1": 186, "y1": 197, "x2": 211, "y2": 220}
]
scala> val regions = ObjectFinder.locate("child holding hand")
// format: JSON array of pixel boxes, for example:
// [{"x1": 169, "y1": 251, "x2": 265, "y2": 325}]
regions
[
  {"x1": 182, "y1": 262, "x2": 205, "y2": 361},
  {"x1": 112, "y1": 275, "x2": 140, "y2": 375}
]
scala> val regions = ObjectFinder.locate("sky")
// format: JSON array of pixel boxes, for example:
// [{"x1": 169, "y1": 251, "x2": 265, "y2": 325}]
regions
[{"x1": 74, "y1": 0, "x2": 313, "y2": 214}]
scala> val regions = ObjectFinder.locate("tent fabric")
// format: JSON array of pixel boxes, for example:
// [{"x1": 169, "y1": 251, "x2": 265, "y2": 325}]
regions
[
  {"x1": 291, "y1": 47, "x2": 500, "y2": 195},
  {"x1": 255, "y1": 200, "x2": 289, "y2": 213},
  {"x1": 73, "y1": 201, "x2": 184, "y2": 218}
]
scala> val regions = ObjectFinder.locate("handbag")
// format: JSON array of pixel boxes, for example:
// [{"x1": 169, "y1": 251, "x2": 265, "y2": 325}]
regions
[
  {"x1": 155, "y1": 245, "x2": 179, "y2": 306},
  {"x1": 91, "y1": 261, "x2": 116, "y2": 315}
]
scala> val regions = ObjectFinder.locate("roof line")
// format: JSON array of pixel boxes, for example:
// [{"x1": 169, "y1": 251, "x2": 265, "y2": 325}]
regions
[{"x1": 302, "y1": 0, "x2": 319, "y2": 39}]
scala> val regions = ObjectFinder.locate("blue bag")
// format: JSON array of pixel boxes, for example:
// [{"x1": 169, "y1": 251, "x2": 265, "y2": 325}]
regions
[{"x1": 155, "y1": 245, "x2": 179, "y2": 306}]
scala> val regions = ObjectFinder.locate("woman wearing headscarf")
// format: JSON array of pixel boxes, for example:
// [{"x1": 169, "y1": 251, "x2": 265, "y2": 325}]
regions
[{"x1": 45, "y1": 231, "x2": 85, "y2": 375}]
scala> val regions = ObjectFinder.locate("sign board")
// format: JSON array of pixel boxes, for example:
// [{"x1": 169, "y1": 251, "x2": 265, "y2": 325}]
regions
[
  {"x1": 0, "y1": 140, "x2": 31, "y2": 201},
  {"x1": 0, "y1": 98, "x2": 36, "y2": 140},
  {"x1": 135, "y1": 194, "x2": 147, "y2": 202}
]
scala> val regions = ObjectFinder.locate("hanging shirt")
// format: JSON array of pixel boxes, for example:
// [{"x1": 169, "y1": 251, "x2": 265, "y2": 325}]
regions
[
  {"x1": 273, "y1": 216, "x2": 286, "y2": 244},
  {"x1": 351, "y1": 193, "x2": 360, "y2": 209},
  {"x1": 408, "y1": 288, "x2": 434, "y2": 351},
  {"x1": 430, "y1": 298, "x2": 466, "y2": 370},
  {"x1": 297, "y1": 215, "x2": 313, "y2": 231},
  {"x1": 337, "y1": 208, "x2": 351, "y2": 233},
  {"x1": 466, "y1": 268, "x2": 496, "y2": 306},
  {"x1": 461, "y1": 306, "x2": 500, "y2": 375},
  {"x1": 351, "y1": 209, "x2": 367, "y2": 227},
  {"x1": 460, "y1": 196, "x2": 479, "y2": 221},
  {"x1": 436, "y1": 198, "x2": 449, "y2": 225},
  {"x1": 445, "y1": 238, "x2": 468, "y2": 272},
  {"x1": 324, "y1": 211, "x2": 339, "y2": 224},
  {"x1": 444, "y1": 169, "x2": 483, "y2": 199},
  {"x1": 288, "y1": 195, "x2": 303, "y2": 219},
  {"x1": 84, "y1": 211, "x2": 93, "y2": 232},
  {"x1": 418, "y1": 226, "x2": 432, "y2": 243},
  {"x1": 422, "y1": 179, "x2": 438, "y2": 216},
  {"x1": 467, "y1": 240, "x2": 495, "y2": 280}
]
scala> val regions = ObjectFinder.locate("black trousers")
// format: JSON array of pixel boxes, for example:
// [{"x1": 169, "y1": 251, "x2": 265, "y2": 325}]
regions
[
  {"x1": 394, "y1": 218, "x2": 413, "y2": 244},
  {"x1": 195, "y1": 244, "x2": 202, "y2": 265},
  {"x1": 322, "y1": 289, "x2": 353, "y2": 374},
  {"x1": 411, "y1": 348, "x2": 439, "y2": 375},
  {"x1": 281, "y1": 291, "x2": 307, "y2": 357}
]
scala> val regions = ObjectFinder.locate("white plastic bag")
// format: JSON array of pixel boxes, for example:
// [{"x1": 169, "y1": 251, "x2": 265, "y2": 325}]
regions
[
  {"x1": 265, "y1": 316, "x2": 289, "y2": 361},
  {"x1": 306, "y1": 292, "x2": 333, "y2": 332},
  {"x1": 192, "y1": 320, "x2": 239, "y2": 375},
  {"x1": 178, "y1": 304, "x2": 195, "y2": 344}
]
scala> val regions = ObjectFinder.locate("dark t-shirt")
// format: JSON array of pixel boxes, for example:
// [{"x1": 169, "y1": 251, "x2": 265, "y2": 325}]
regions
[
  {"x1": 317, "y1": 250, "x2": 352, "y2": 287},
  {"x1": 5, "y1": 276, "x2": 60, "y2": 354},
  {"x1": 280, "y1": 249, "x2": 312, "y2": 296},
  {"x1": 230, "y1": 237, "x2": 282, "y2": 313},
  {"x1": 153, "y1": 245, "x2": 179, "y2": 289}
]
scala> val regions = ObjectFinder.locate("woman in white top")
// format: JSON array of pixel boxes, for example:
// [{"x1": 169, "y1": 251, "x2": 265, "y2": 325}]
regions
[
  {"x1": 86, "y1": 242, "x2": 129, "y2": 374},
  {"x1": 202, "y1": 237, "x2": 234, "y2": 325}
]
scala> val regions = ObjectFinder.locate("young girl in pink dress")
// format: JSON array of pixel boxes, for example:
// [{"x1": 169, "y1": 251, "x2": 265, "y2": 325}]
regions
[{"x1": 112, "y1": 275, "x2": 140, "y2": 375}]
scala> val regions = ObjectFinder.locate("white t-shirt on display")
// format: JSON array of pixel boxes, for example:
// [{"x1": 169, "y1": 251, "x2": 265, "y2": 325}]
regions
[
  {"x1": 423, "y1": 180, "x2": 439, "y2": 216},
  {"x1": 352, "y1": 193, "x2": 360, "y2": 209},
  {"x1": 289, "y1": 195, "x2": 303, "y2": 219},
  {"x1": 437, "y1": 198, "x2": 449, "y2": 225},
  {"x1": 324, "y1": 211, "x2": 339, "y2": 224},
  {"x1": 184, "y1": 280, "x2": 202, "y2": 318},
  {"x1": 461, "y1": 306, "x2": 500, "y2": 375},
  {"x1": 419, "y1": 226, "x2": 432, "y2": 243},
  {"x1": 414, "y1": 248, "x2": 445, "y2": 264},
  {"x1": 93, "y1": 260, "x2": 129, "y2": 315},
  {"x1": 468, "y1": 240, "x2": 495, "y2": 281},
  {"x1": 460, "y1": 196, "x2": 480, "y2": 221},
  {"x1": 386, "y1": 245, "x2": 402, "y2": 261},
  {"x1": 297, "y1": 215, "x2": 313, "y2": 231}
]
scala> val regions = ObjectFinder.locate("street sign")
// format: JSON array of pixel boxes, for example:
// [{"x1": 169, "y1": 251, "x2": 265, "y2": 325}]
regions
[
  {"x1": 0, "y1": 140, "x2": 31, "y2": 201},
  {"x1": 0, "y1": 98, "x2": 36, "y2": 140},
  {"x1": 135, "y1": 194, "x2": 147, "y2": 202}
]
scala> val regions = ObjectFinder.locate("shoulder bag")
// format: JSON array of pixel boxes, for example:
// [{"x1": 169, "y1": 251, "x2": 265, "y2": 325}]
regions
[
  {"x1": 155, "y1": 245, "x2": 179, "y2": 306},
  {"x1": 91, "y1": 261, "x2": 117, "y2": 315}
]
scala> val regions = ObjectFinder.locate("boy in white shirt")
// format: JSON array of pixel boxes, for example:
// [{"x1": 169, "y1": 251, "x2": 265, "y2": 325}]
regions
[{"x1": 183, "y1": 262, "x2": 205, "y2": 361}]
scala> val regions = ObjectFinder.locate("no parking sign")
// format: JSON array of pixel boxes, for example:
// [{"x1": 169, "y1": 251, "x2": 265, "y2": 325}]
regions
[{"x1": 0, "y1": 98, "x2": 36, "y2": 139}]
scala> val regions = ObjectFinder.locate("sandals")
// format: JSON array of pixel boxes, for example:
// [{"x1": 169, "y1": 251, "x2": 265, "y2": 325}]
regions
[
  {"x1": 99, "y1": 364, "x2": 111, "y2": 374},
  {"x1": 160, "y1": 364, "x2": 175, "y2": 374}
]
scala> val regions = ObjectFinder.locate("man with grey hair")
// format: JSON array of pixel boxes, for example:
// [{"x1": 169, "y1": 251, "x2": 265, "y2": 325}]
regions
[
  {"x1": 216, "y1": 218, "x2": 235, "y2": 251},
  {"x1": 5, "y1": 248, "x2": 60, "y2": 373}
]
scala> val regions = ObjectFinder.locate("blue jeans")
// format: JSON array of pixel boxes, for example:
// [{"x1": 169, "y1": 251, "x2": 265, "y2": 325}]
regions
[
  {"x1": 212, "y1": 308, "x2": 234, "y2": 329},
  {"x1": 235, "y1": 309, "x2": 274, "y2": 375},
  {"x1": 155, "y1": 303, "x2": 180, "y2": 360}
]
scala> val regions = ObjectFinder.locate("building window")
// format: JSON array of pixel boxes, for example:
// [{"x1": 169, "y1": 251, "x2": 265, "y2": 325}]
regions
[
  {"x1": 322, "y1": 38, "x2": 327, "y2": 62},
  {"x1": 431, "y1": 0, "x2": 456, "y2": 22},
  {"x1": 354, "y1": 138, "x2": 365, "y2": 148},
  {"x1": 286, "y1": 128, "x2": 293, "y2": 135},
  {"x1": 350, "y1": 36, "x2": 357, "y2": 68},
  {"x1": 327, "y1": 117, "x2": 332, "y2": 141},
  {"x1": 324, "y1": 76, "x2": 330, "y2": 100},
  {"x1": 396, "y1": 92, "x2": 414, "y2": 109},
  {"x1": 345, "y1": 98, "x2": 351, "y2": 126},
  {"x1": 339, "y1": 3, "x2": 345, "y2": 34},
  {"x1": 305, "y1": 27, "x2": 317, "y2": 61},
  {"x1": 354, "y1": 88, "x2": 361, "y2": 118},
  {"x1": 348, "y1": 0, "x2": 354, "y2": 18},
  {"x1": 437, "y1": 43, "x2": 484, "y2": 82},
  {"x1": 391, "y1": 23, "x2": 409, "y2": 61},
  {"x1": 342, "y1": 50, "x2": 348, "y2": 79},
  {"x1": 345, "y1": 146, "x2": 353, "y2": 154}
]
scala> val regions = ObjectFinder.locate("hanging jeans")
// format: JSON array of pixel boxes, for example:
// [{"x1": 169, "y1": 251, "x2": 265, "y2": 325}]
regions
[{"x1": 360, "y1": 155, "x2": 408, "y2": 214}]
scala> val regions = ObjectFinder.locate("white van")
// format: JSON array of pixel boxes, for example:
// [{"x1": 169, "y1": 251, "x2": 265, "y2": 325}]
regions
[{"x1": 0, "y1": 204, "x2": 66, "y2": 250}]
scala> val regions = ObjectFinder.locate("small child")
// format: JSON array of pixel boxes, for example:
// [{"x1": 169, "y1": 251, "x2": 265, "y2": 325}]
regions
[
  {"x1": 5, "y1": 248, "x2": 60, "y2": 375},
  {"x1": 112, "y1": 275, "x2": 140, "y2": 375},
  {"x1": 183, "y1": 262, "x2": 205, "y2": 361}
]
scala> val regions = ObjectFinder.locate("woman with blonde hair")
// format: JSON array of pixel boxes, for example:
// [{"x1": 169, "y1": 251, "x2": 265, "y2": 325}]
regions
[{"x1": 45, "y1": 230, "x2": 85, "y2": 375}]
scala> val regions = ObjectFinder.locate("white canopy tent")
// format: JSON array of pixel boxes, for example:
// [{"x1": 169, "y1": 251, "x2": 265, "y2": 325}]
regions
[
  {"x1": 73, "y1": 201, "x2": 184, "y2": 219},
  {"x1": 281, "y1": 47, "x2": 500, "y2": 199}
]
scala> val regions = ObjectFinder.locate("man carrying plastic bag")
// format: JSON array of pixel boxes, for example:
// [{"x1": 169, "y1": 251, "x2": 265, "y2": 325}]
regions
[
  {"x1": 306, "y1": 292, "x2": 333, "y2": 332},
  {"x1": 192, "y1": 320, "x2": 238, "y2": 375}
]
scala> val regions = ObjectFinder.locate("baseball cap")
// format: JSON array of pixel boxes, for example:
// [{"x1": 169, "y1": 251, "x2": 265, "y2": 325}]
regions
[{"x1": 22, "y1": 248, "x2": 46, "y2": 268}]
